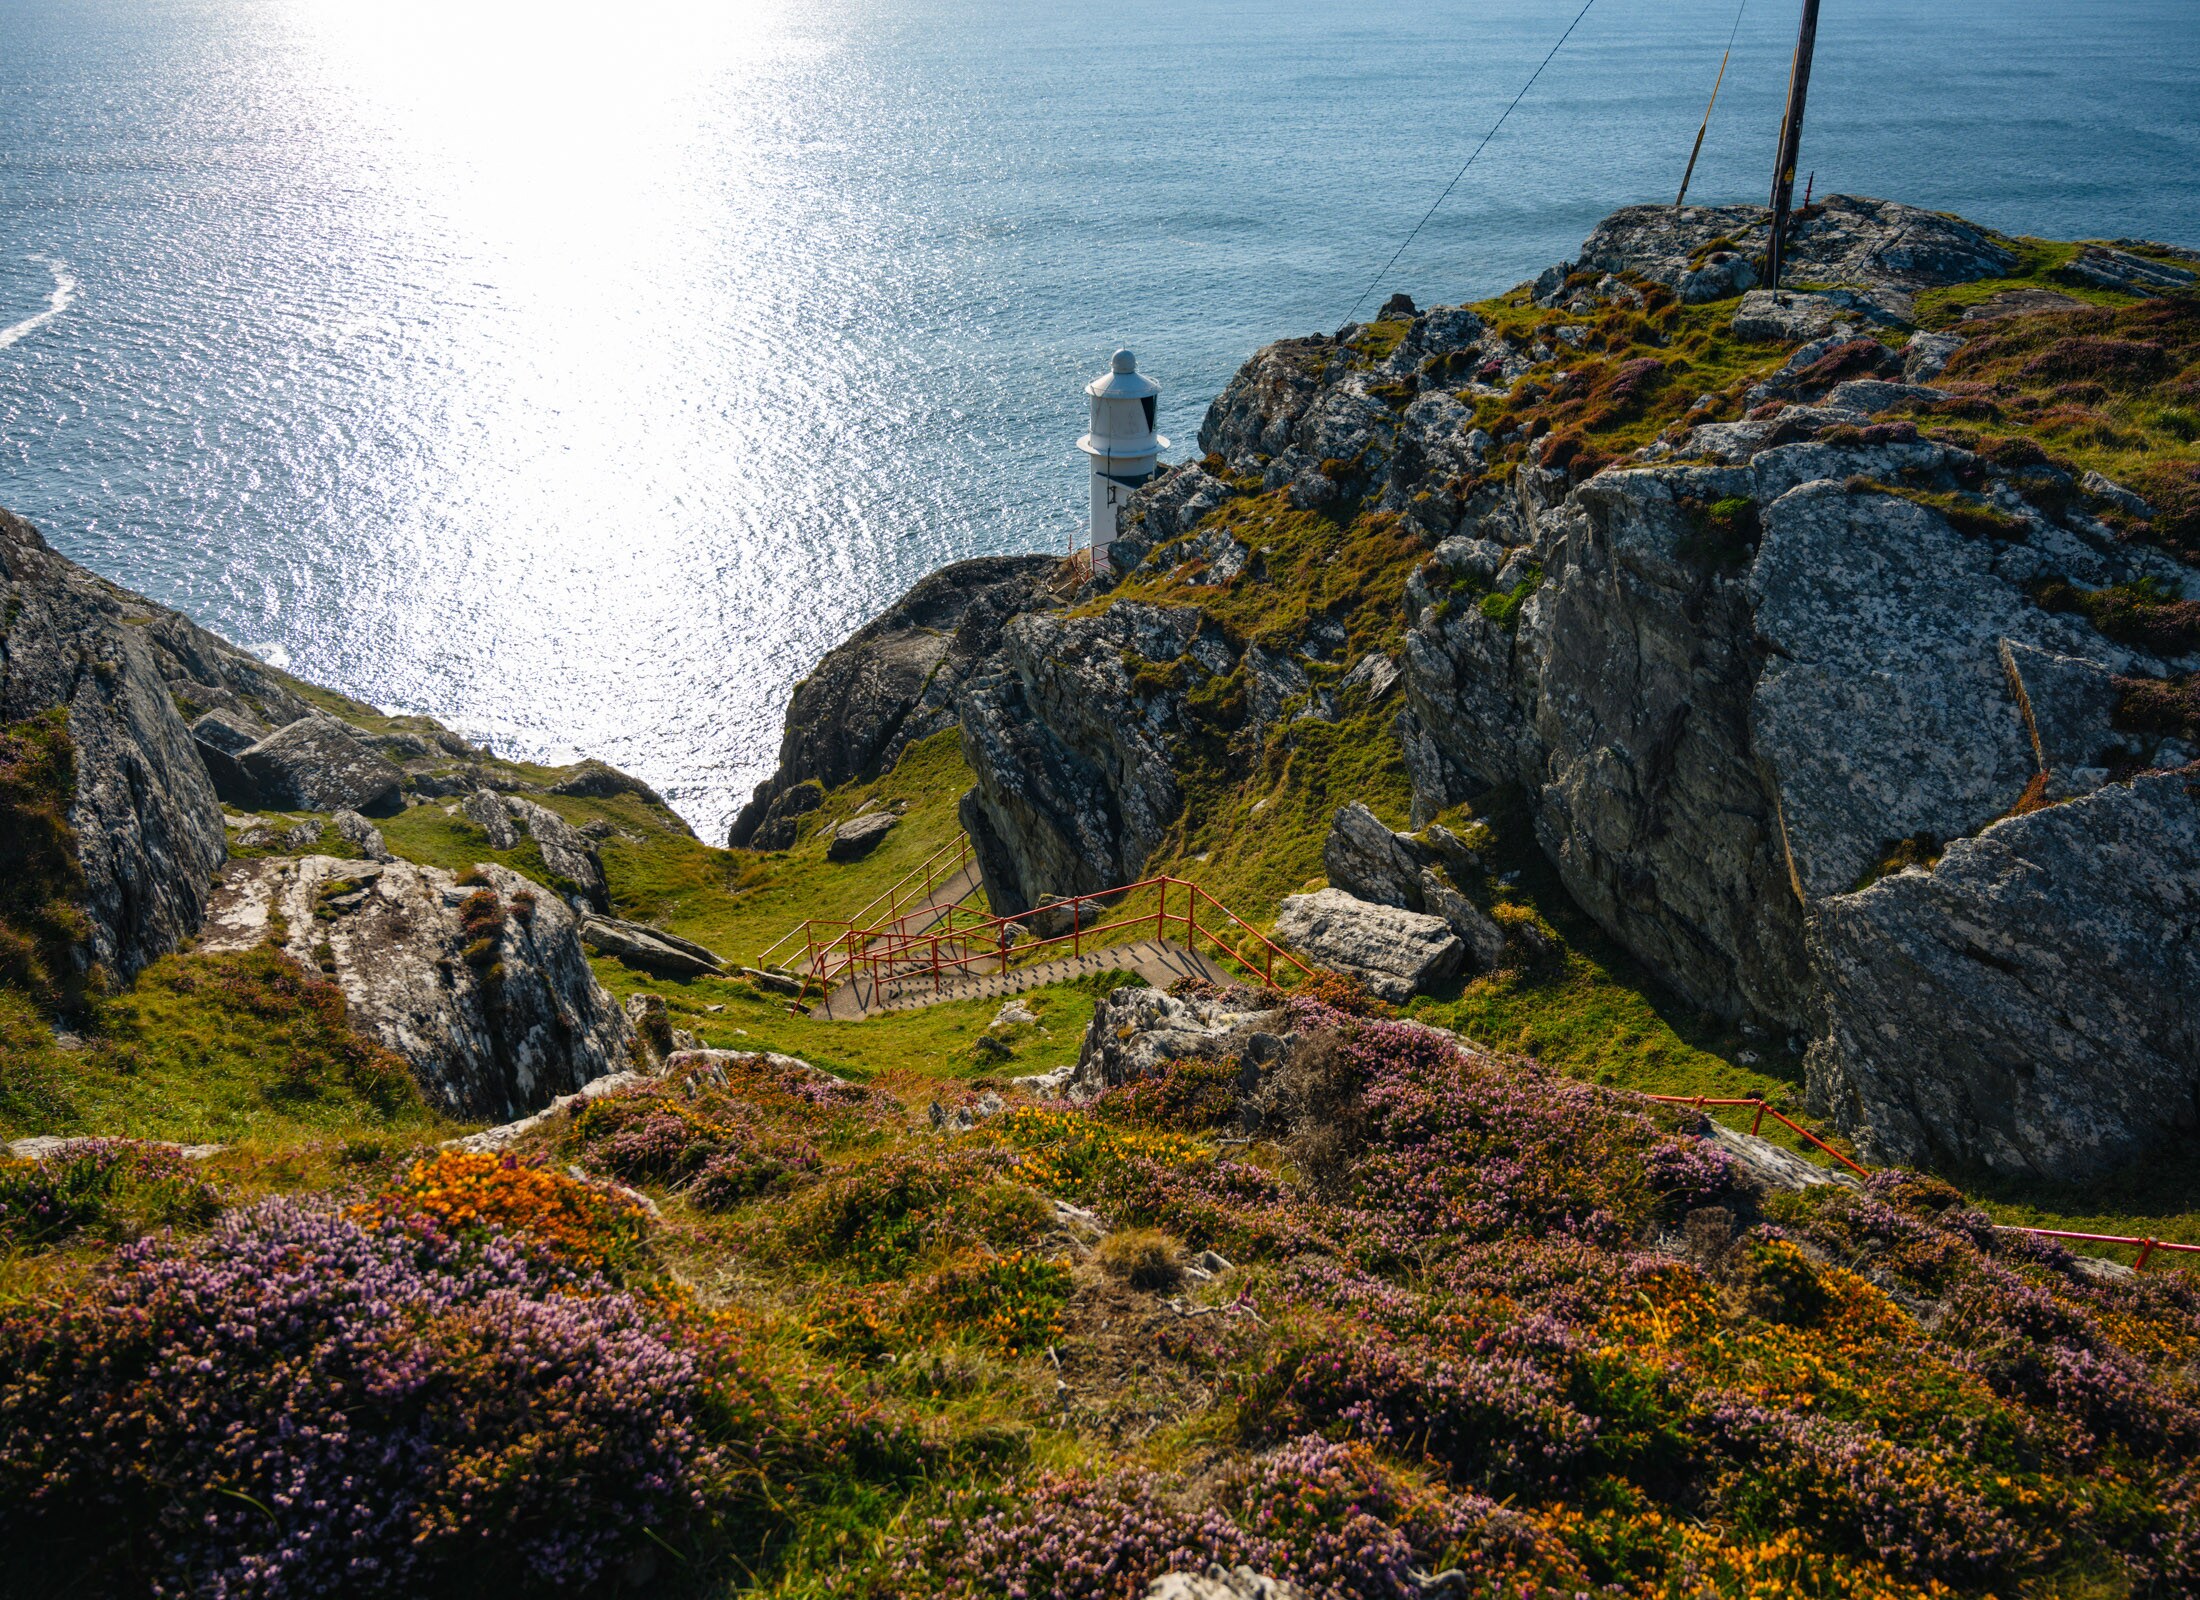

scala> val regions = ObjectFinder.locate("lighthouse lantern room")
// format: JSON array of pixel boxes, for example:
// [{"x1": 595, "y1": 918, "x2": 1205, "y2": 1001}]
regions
[{"x1": 1076, "y1": 349, "x2": 1166, "y2": 573}]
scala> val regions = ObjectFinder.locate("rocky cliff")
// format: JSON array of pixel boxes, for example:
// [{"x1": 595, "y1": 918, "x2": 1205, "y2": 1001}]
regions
[
  {"x1": 727, "y1": 554, "x2": 1059, "y2": 848},
  {"x1": 766, "y1": 196, "x2": 2200, "y2": 1183},
  {"x1": 0, "y1": 508, "x2": 669, "y2": 1120},
  {"x1": 1, "y1": 509, "x2": 227, "y2": 985}
]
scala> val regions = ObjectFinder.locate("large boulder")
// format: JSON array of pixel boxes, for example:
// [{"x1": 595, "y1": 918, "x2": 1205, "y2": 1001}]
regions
[
  {"x1": 198, "y1": 855, "x2": 633, "y2": 1119},
  {"x1": 1320, "y1": 802, "x2": 1506, "y2": 970},
  {"x1": 236, "y1": 713, "x2": 405, "y2": 815},
  {"x1": 462, "y1": 788, "x2": 521, "y2": 850},
  {"x1": 0, "y1": 508, "x2": 228, "y2": 983},
  {"x1": 825, "y1": 810, "x2": 896, "y2": 860},
  {"x1": 1322, "y1": 801, "x2": 1425, "y2": 907},
  {"x1": 579, "y1": 914, "x2": 725, "y2": 980},
  {"x1": 504, "y1": 795, "x2": 609, "y2": 910},
  {"x1": 187, "y1": 707, "x2": 267, "y2": 806},
  {"x1": 1274, "y1": 888, "x2": 1465, "y2": 1003},
  {"x1": 729, "y1": 555, "x2": 1060, "y2": 846},
  {"x1": 457, "y1": 790, "x2": 610, "y2": 910}
]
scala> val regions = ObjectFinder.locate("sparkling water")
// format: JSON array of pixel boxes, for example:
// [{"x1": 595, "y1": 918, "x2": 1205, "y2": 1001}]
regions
[{"x1": 3, "y1": 0, "x2": 2194, "y2": 835}]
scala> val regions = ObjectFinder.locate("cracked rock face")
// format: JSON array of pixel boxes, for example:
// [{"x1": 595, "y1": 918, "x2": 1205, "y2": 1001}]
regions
[
  {"x1": 0, "y1": 508, "x2": 228, "y2": 983},
  {"x1": 1806, "y1": 771, "x2": 2200, "y2": 1181},
  {"x1": 200, "y1": 855, "x2": 633, "y2": 1119},
  {"x1": 955, "y1": 601, "x2": 1221, "y2": 913},
  {"x1": 729, "y1": 554, "x2": 1059, "y2": 847},
  {"x1": 1397, "y1": 425, "x2": 2196, "y2": 1177}
]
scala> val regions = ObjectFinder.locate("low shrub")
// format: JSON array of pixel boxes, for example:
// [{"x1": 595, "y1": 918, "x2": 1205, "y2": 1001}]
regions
[
  {"x1": 0, "y1": 1139, "x2": 221, "y2": 1249},
  {"x1": 776, "y1": 1144, "x2": 1052, "y2": 1278},
  {"x1": 1091, "y1": 1056, "x2": 1241, "y2": 1131},
  {"x1": 912, "y1": 1248, "x2": 1073, "y2": 1353},
  {"x1": 370, "y1": 1149, "x2": 654, "y2": 1279}
]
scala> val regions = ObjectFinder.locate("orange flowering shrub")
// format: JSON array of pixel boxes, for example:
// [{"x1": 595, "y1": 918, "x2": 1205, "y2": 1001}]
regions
[{"x1": 370, "y1": 1150, "x2": 651, "y2": 1276}]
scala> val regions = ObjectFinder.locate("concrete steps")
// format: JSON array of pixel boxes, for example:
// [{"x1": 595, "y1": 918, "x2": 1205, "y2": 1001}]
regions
[{"x1": 810, "y1": 937, "x2": 1230, "y2": 1020}]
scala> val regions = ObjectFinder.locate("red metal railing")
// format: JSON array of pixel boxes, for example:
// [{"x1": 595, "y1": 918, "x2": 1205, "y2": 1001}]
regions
[
  {"x1": 755, "y1": 834, "x2": 975, "y2": 973},
  {"x1": 798, "y1": 874, "x2": 1318, "y2": 1009},
  {"x1": 1646, "y1": 1092, "x2": 2199, "y2": 1272}
]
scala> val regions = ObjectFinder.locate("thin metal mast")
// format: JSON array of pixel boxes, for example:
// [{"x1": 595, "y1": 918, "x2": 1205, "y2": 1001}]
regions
[{"x1": 1764, "y1": 0, "x2": 1821, "y2": 291}]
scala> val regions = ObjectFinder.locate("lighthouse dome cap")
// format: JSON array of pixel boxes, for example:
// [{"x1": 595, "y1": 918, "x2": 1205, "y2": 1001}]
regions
[{"x1": 1087, "y1": 346, "x2": 1160, "y2": 400}]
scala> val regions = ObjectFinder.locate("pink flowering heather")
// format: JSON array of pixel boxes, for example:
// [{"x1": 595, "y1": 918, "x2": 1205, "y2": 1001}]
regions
[{"x1": 0, "y1": 1199, "x2": 712, "y2": 1598}]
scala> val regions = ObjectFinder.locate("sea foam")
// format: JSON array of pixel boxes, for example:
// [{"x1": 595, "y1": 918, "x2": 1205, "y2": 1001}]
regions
[{"x1": 0, "y1": 255, "x2": 78, "y2": 350}]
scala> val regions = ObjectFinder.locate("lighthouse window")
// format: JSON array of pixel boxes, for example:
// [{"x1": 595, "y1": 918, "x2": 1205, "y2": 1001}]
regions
[{"x1": 1141, "y1": 396, "x2": 1156, "y2": 431}]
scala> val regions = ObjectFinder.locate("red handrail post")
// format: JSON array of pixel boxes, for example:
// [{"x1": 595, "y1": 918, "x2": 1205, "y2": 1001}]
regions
[
  {"x1": 2136, "y1": 1238, "x2": 2159, "y2": 1272},
  {"x1": 1750, "y1": 1102, "x2": 1767, "y2": 1137}
]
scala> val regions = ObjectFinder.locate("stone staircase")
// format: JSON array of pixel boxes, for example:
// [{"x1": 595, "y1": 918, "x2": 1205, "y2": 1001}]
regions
[{"x1": 811, "y1": 936, "x2": 1229, "y2": 1020}]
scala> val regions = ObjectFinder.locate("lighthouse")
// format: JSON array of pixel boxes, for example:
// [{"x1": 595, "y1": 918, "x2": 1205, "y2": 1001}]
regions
[{"x1": 1076, "y1": 349, "x2": 1166, "y2": 573}]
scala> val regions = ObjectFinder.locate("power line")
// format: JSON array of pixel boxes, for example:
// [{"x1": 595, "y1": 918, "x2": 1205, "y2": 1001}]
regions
[{"x1": 1348, "y1": 0, "x2": 1602, "y2": 324}]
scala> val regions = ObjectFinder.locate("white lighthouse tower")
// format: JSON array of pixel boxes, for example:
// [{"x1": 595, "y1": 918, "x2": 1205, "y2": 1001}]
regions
[{"x1": 1076, "y1": 349, "x2": 1166, "y2": 573}]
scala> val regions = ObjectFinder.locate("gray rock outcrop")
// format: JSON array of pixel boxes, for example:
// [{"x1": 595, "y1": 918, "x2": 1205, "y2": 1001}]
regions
[
  {"x1": 463, "y1": 788, "x2": 522, "y2": 849},
  {"x1": 236, "y1": 713, "x2": 406, "y2": 815},
  {"x1": 955, "y1": 601, "x2": 1215, "y2": 913},
  {"x1": 1569, "y1": 195, "x2": 2016, "y2": 314},
  {"x1": 332, "y1": 808, "x2": 392, "y2": 862},
  {"x1": 1321, "y1": 801, "x2": 1507, "y2": 969},
  {"x1": 728, "y1": 554, "x2": 1059, "y2": 847},
  {"x1": 199, "y1": 855, "x2": 633, "y2": 1118},
  {"x1": 1322, "y1": 801, "x2": 1426, "y2": 907},
  {"x1": 504, "y1": 795, "x2": 610, "y2": 910},
  {"x1": 187, "y1": 707, "x2": 266, "y2": 805},
  {"x1": 458, "y1": 789, "x2": 609, "y2": 909},
  {"x1": 1274, "y1": 888, "x2": 1465, "y2": 1002},
  {"x1": 1064, "y1": 984, "x2": 1289, "y2": 1103},
  {"x1": 1384, "y1": 390, "x2": 2194, "y2": 1175},
  {"x1": 0, "y1": 508, "x2": 227, "y2": 983}
]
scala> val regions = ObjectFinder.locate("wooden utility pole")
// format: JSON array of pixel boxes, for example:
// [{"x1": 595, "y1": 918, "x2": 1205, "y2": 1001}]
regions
[{"x1": 1764, "y1": 0, "x2": 1822, "y2": 291}]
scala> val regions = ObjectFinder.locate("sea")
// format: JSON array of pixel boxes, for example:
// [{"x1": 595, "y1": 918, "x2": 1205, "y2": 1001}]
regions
[{"x1": 3, "y1": 0, "x2": 2196, "y2": 837}]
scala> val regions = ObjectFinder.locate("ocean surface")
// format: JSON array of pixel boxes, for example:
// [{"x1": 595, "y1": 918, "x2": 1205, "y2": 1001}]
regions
[{"x1": 3, "y1": 0, "x2": 2196, "y2": 836}]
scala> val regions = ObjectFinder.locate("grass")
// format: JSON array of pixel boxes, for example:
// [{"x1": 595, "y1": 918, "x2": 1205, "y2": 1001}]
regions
[
  {"x1": 0, "y1": 710, "x2": 93, "y2": 1011},
  {"x1": 1908, "y1": 236, "x2": 2138, "y2": 325},
  {"x1": 0, "y1": 948, "x2": 443, "y2": 1146},
  {"x1": 585, "y1": 957, "x2": 1137, "y2": 1085}
]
